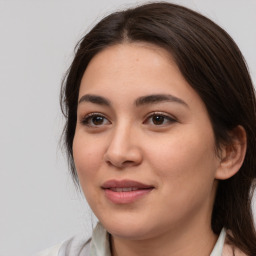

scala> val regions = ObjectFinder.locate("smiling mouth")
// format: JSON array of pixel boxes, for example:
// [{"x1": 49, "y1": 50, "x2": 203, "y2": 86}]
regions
[{"x1": 101, "y1": 179, "x2": 154, "y2": 204}]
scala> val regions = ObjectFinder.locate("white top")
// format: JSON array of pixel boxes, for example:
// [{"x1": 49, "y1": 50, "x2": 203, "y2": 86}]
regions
[{"x1": 35, "y1": 223, "x2": 226, "y2": 256}]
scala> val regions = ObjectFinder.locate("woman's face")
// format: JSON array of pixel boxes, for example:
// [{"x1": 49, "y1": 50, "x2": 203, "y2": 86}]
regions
[{"x1": 73, "y1": 43, "x2": 221, "y2": 240}]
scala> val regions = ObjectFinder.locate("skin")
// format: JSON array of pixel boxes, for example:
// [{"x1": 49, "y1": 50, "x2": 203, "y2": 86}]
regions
[{"x1": 72, "y1": 43, "x2": 244, "y2": 256}]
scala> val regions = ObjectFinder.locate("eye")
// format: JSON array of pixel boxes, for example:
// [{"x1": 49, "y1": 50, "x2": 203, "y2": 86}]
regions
[
  {"x1": 80, "y1": 113, "x2": 111, "y2": 127},
  {"x1": 144, "y1": 112, "x2": 176, "y2": 126}
]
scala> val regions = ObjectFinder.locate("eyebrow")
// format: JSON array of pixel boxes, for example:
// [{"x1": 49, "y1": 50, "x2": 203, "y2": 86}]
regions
[
  {"x1": 78, "y1": 93, "x2": 188, "y2": 108},
  {"x1": 135, "y1": 94, "x2": 188, "y2": 108},
  {"x1": 78, "y1": 94, "x2": 111, "y2": 106}
]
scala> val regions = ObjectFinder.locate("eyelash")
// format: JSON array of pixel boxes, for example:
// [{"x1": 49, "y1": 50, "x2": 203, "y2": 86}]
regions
[
  {"x1": 144, "y1": 112, "x2": 177, "y2": 126},
  {"x1": 80, "y1": 113, "x2": 111, "y2": 127},
  {"x1": 80, "y1": 112, "x2": 177, "y2": 128}
]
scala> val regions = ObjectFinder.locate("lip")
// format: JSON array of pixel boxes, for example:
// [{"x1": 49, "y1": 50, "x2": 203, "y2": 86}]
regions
[{"x1": 101, "y1": 179, "x2": 154, "y2": 204}]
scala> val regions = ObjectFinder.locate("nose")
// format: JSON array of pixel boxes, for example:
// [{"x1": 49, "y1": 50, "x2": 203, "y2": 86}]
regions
[{"x1": 103, "y1": 124, "x2": 143, "y2": 169}]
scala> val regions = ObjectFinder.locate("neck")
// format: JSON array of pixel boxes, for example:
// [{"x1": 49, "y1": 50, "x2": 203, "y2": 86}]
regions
[{"x1": 110, "y1": 219, "x2": 218, "y2": 256}]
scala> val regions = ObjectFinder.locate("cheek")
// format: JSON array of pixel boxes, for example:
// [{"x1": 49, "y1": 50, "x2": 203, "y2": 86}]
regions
[
  {"x1": 145, "y1": 129, "x2": 218, "y2": 193},
  {"x1": 72, "y1": 132, "x2": 104, "y2": 185},
  {"x1": 72, "y1": 132, "x2": 107, "y2": 211},
  {"x1": 144, "y1": 132, "x2": 218, "y2": 220}
]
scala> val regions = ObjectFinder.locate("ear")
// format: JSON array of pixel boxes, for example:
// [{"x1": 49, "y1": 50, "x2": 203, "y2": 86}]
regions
[{"x1": 215, "y1": 125, "x2": 247, "y2": 180}]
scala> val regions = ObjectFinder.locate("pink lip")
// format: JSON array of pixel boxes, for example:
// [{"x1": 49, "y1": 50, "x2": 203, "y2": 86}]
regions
[{"x1": 101, "y1": 179, "x2": 154, "y2": 204}]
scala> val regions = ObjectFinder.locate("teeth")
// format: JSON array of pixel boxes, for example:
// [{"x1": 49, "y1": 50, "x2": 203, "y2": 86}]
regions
[{"x1": 111, "y1": 187, "x2": 139, "y2": 192}]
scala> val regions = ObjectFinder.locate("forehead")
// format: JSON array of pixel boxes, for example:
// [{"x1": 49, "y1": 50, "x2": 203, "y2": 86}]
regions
[
  {"x1": 80, "y1": 43, "x2": 185, "y2": 94},
  {"x1": 78, "y1": 42, "x2": 207, "y2": 113},
  {"x1": 88, "y1": 42, "x2": 175, "y2": 68}
]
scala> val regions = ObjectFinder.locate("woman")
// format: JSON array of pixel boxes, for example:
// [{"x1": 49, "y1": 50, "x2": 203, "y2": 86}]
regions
[{"x1": 38, "y1": 2, "x2": 256, "y2": 255}]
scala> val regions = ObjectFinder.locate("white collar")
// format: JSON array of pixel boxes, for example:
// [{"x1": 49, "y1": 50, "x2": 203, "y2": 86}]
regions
[
  {"x1": 90, "y1": 222, "x2": 226, "y2": 256},
  {"x1": 90, "y1": 223, "x2": 111, "y2": 256},
  {"x1": 210, "y1": 228, "x2": 226, "y2": 256}
]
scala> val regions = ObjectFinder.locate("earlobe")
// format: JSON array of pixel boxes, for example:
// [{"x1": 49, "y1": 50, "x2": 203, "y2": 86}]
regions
[{"x1": 215, "y1": 125, "x2": 247, "y2": 180}]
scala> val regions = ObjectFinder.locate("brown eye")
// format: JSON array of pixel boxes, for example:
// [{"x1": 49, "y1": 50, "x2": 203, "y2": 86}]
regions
[
  {"x1": 81, "y1": 113, "x2": 110, "y2": 127},
  {"x1": 152, "y1": 115, "x2": 165, "y2": 125},
  {"x1": 144, "y1": 113, "x2": 176, "y2": 126},
  {"x1": 92, "y1": 116, "x2": 105, "y2": 125}
]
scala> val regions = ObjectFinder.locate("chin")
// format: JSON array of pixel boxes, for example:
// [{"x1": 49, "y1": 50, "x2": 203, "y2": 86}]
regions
[
  {"x1": 108, "y1": 226, "x2": 152, "y2": 240},
  {"x1": 98, "y1": 215, "x2": 158, "y2": 240}
]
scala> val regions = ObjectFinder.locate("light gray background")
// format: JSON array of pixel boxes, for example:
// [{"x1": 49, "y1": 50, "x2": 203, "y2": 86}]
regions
[{"x1": 0, "y1": 1, "x2": 255, "y2": 255}]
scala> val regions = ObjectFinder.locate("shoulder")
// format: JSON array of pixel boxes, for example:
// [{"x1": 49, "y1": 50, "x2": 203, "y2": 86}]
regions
[
  {"x1": 34, "y1": 235, "x2": 91, "y2": 256},
  {"x1": 222, "y1": 243, "x2": 248, "y2": 256},
  {"x1": 34, "y1": 243, "x2": 62, "y2": 256},
  {"x1": 222, "y1": 231, "x2": 248, "y2": 256}
]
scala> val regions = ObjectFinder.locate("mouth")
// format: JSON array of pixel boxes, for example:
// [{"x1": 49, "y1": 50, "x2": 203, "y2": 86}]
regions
[
  {"x1": 109, "y1": 187, "x2": 143, "y2": 192},
  {"x1": 101, "y1": 179, "x2": 154, "y2": 204}
]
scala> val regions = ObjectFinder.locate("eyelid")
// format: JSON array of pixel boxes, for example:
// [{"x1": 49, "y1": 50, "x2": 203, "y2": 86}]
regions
[
  {"x1": 80, "y1": 112, "x2": 111, "y2": 126},
  {"x1": 143, "y1": 111, "x2": 177, "y2": 125}
]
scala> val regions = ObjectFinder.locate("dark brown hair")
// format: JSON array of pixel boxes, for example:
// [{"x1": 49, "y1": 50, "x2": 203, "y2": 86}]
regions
[{"x1": 61, "y1": 2, "x2": 256, "y2": 254}]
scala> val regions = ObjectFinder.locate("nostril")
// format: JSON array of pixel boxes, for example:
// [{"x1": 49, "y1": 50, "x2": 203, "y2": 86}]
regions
[
  {"x1": 105, "y1": 159, "x2": 136, "y2": 169},
  {"x1": 122, "y1": 160, "x2": 136, "y2": 167},
  {"x1": 105, "y1": 159, "x2": 123, "y2": 168},
  {"x1": 106, "y1": 160, "x2": 112, "y2": 166}
]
